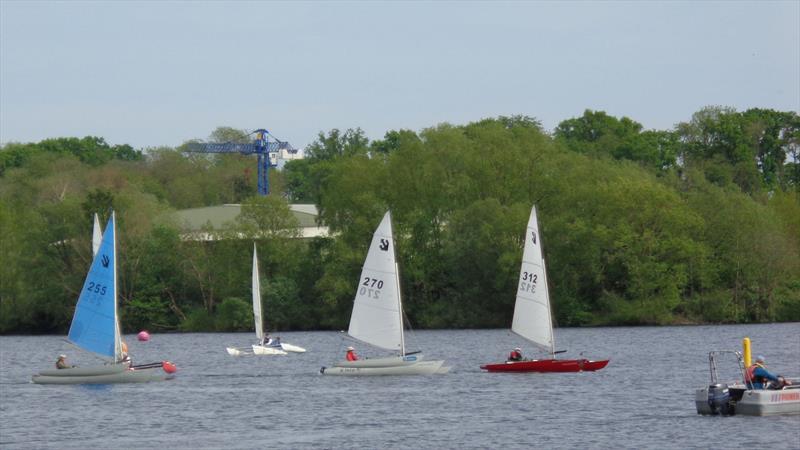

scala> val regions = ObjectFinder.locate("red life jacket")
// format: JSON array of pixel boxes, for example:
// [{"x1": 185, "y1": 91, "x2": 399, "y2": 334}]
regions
[
  {"x1": 746, "y1": 363, "x2": 769, "y2": 387},
  {"x1": 509, "y1": 351, "x2": 522, "y2": 361},
  {"x1": 346, "y1": 351, "x2": 358, "y2": 361}
]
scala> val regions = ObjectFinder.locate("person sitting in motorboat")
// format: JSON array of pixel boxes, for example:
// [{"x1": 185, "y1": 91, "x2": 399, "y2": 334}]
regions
[
  {"x1": 55, "y1": 354, "x2": 75, "y2": 369},
  {"x1": 508, "y1": 347, "x2": 523, "y2": 362},
  {"x1": 346, "y1": 346, "x2": 359, "y2": 361},
  {"x1": 746, "y1": 355, "x2": 792, "y2": 389}
]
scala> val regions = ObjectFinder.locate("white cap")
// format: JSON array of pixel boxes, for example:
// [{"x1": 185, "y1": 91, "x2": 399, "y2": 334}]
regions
[{"x1": 347, "y1": 346, "x2": 354, "y2": 351}]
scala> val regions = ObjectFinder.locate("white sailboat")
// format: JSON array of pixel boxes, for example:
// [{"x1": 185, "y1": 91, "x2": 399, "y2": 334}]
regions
[
  {"x1": 226, "y1": 244, "x2": 305, "y2": 356},
  {"x1": 32, "y1": 211, "x2": 177, "y2": 384},
  {"x1": 480, "y1": 205, "x2": 609, "y2": 373},
  {"x1": 321, "y1": 211, "x2": 448, "y2": 376}
]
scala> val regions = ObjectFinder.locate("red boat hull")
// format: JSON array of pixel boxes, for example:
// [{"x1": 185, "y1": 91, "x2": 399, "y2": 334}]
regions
[{"x1": 480, "y1": 358, "x2": 609, "y2": 373}]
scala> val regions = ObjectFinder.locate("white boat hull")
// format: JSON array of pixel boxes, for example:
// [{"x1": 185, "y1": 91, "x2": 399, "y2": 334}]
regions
[
  {"x1": 695, "y1": 383, "x2": 800, "y2": 416},
  {"x1": 32, "y1": 364, "x2": 172, "y2": 385},
  {"x1": 279, "y1": 342, "x2": 306, "y2": 353},
  {"x1": 333, "y1": 354, "x2": 423, "y2": 368},
  {"x1": 322, "y1": 359, "x2": 446, "y2": 376},
  {"x1": 252, "y1": 345, "x2": 287, "y2": 356}
]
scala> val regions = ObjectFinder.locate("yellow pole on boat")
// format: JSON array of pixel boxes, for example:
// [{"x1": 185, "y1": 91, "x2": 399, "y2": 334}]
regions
[{"x1": 743, "y1": 337, "x2": 751, "y2": 367}]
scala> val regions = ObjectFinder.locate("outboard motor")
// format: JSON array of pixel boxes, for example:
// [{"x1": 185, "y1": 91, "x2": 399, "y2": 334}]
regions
[{"x1": 707, "y1": 383, "x2": 735, "y2": 415}]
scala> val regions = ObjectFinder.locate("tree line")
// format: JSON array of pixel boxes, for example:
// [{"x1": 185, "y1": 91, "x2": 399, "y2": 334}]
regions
[{"x1": 1, "y1": 106, "x2": 798, "y2": 334}]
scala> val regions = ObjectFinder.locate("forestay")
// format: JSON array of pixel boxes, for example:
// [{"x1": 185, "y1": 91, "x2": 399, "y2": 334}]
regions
[{"x1": 347, "y1": 211, "x2": 404, "y2": 352}]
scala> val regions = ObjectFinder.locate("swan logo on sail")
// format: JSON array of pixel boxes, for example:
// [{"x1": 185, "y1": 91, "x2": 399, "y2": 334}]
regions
[
  {"x1": 379, "y1": 239, "x2": 390, "y2": 251},
  {"x1": 101, "y1": 254, "x2": 110, "y2": 268}
]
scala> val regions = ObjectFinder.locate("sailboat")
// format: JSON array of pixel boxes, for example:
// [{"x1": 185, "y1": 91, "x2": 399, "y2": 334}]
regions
[
  {"x1": 32, "y1": 211, "x2": 177, "y2": 384},
  {"x1": 321, "y1": 211, "x2": 449, "y2": 376},
  {"x1": 225, "y1": 244, "x2": 305, "y2": 356},
  {"x1": 480, "y1": 206, "x2": 609, "y2": 373}
]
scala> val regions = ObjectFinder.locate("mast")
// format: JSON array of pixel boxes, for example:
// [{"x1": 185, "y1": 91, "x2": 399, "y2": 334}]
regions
[
  {"x1": 541, "y1": 259, "x2": 555, "y2": 357},
  {"x1": 389, "y1": 212, "x2": 406, "y2": 356},
  {"x1": 532, "y1": 206, "x2": 556, "y2": 357},
  {"x1": 111, "y1": 211, "x2": 123, "y2": 363}
]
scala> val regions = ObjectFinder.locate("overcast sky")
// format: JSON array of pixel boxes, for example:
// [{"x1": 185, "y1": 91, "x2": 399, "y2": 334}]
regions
[{"x1": 1, "y1": 1, "x2": 798, "y2": 150}]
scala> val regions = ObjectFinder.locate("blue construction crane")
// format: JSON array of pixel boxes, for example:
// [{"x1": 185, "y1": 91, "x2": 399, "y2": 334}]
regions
[{"x1": 184, "y1": 129, "x2": 297, "y2": 196}]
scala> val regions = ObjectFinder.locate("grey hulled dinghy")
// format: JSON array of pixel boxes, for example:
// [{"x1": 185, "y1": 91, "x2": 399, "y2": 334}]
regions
[
  {"x1": 320, "y1": 211, "x2": 449, "y2": 376},
  {"x1": 32, "y1": 212, "x2": 176, "y2": 385}
]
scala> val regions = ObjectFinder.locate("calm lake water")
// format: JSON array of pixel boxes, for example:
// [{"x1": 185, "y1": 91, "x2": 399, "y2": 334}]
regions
[{"x1": 1, "y1": 324, "x2": 798, "y2": 449}]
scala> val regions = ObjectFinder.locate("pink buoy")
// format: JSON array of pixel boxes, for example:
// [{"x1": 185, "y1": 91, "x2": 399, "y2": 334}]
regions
[{"x1": 137, "y1": 330, "x2": 150, "y2": 341}]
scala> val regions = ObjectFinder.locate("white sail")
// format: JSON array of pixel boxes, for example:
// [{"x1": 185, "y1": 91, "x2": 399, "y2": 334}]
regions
[
  {"x1": 92, "y1": 213, "x2": 102, "y2": 256},
  {"x1": 347, "y1": 211, "x2": 404, "y2": 352},
  {"x1": 252, "y1": 244, "x2": 263, "y2": 341},
  {"x1": 510, "y1": 206, "x2": 555, "y2": 355}
]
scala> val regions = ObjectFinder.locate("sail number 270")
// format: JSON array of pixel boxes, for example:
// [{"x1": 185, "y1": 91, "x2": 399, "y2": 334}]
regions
[{"x1": 359, "y1": 277, "x2": 383, "y2": 299}]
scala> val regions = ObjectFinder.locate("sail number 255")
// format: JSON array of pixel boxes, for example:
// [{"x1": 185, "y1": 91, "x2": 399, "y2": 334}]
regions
[
  {"x1": 359, "y1": 277, "x2": 383, "y2": 299},
  {"x1": 86, "y1": 281, "x2": 107, "y2": 296},
  {"x1": 519, "y1": 271, "x2": 538, "y2": 294}
]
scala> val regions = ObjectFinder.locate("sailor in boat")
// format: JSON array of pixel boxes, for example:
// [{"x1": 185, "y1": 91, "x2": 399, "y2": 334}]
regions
[
  {"x1": 55, "y1": 354, "x2": 75, "y2": 369},
  {"x1": 261, "y1": 334, "x2": 272, "y2": 346},
  {"x1": 346, "y1": 346, "x2": 359, "y2": 361},
  {"x1": 121, "y1": 342, "x2": 131, "y2": 365},
  {"x1": 269, "y1": 336, "x2": 282, "y2": 348},
  {"x1": 508, "y1": 348, "x2": 523, "y2": 362},
  {"x1": 746, "y1": 355, "x2": 793, "y2": 389}
]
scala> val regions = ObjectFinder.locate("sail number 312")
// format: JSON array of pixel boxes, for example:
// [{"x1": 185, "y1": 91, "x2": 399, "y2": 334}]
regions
[
  {"x1": 360, "y1": 277, "x2": 383, "y2": 299},
  {"x1": 519, "y1": 271, "x2": 538, "y2": 294}
]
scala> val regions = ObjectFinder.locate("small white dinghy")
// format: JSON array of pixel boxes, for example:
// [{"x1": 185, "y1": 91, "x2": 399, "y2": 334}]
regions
[
  {"x1": 226, "y1": 244, "x2": 306, "y2": 356},
  {"x1": 321, "y1": 211, "x2": 449, "y2": 376},
  {"x1": 695, "y1": 351, "x2": 800, "y2": 416}
]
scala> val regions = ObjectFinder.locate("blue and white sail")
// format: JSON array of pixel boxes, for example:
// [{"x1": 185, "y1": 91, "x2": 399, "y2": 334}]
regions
[{"x1": 68, "y1": 212, "x2": 122, "y2": 362}]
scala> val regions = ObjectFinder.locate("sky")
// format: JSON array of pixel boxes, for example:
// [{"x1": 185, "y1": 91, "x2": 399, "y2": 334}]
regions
[{"x1": 1, "y1": 1, "x2": 798, "y2": 151}]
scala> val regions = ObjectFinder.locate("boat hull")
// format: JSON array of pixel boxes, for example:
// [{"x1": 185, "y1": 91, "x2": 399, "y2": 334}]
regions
[
  {"x1": 279, "y1": 343, "x2": 306, "y2": 353},
  {"x1": 333, "y1": 354, "x2": 424, "y2": 368},
  {"x1": 695, "y1": 384, "x2": 800, "y2": 416},
  {"x1": 321, "y1": 359, "x2": 446, "y2": 376},
  {"x1": 252, "y1": 345, "x2": 287, "y2": 355},
  {"x1": 480, "y1": 358, "x2": 609, "y2": 373},
  {"x1": 32, "y1": 364, "x2": 173, "y2": 385}
]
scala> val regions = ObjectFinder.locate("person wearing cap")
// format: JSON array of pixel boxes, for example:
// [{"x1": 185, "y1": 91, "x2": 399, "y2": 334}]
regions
[
  {"x1": 508, "y1": 347, "x2": 523, "y2": 362},
  {"x1": 55, "y1": 354, "x2": 75, "y2": 369},
  {"x1": 746, "y1": 355, "x2": 790, "y2": 389},
  {"x1": 345, "y1": 346, "x2": 359, "y2": 361}
]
